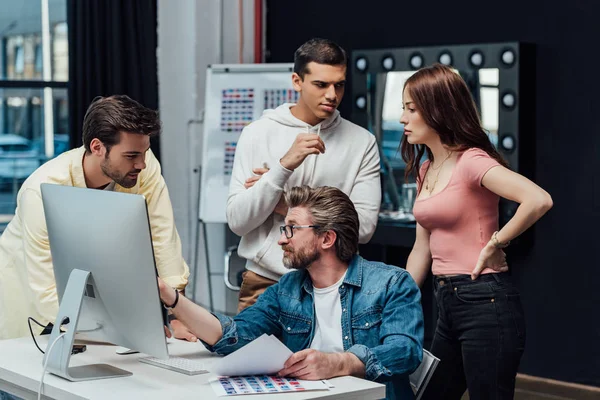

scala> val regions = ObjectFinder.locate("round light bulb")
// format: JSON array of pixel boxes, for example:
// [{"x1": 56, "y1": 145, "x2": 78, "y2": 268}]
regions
[
  {"x1": 502, "y1": 50, "x2": 515, "y2": 65},
  {"x1": 502, "y1": 136, "x2": 515, "y2": 150},
  {"x1": 502, "y1": 93, "x2": 515, "y2": 108},
  {"x1": 356, "y1": 96, "x2": 367, "y2": 109},
  {"x1": 382, "y1": 57, "x2": 394, "y2": 70},
  {"x1": 439, "y1": 53, "x2": 452, "y2": 65},
  {"x1": 470, "y1": 52, "x2": 483, "y2": 66},
  {"x1": 410, "y1": 55, "x2": 423, "y2": 69},
  {"x1": 356, "y1": 57, "x2": 367, "y2": 71}
]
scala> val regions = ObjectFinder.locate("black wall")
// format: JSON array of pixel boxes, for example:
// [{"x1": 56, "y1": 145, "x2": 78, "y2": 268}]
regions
[
  {"x1": 68, "y1": 0, "x2": 160, "y2": 159},
  {"x1": 266, "y1": 0, "x2": 600, "y2": 387}
]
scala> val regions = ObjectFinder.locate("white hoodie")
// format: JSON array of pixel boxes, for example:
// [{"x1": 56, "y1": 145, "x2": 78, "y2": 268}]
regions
[{"x1": 226, "y1": 103, "x2": 381, "y2": 281}]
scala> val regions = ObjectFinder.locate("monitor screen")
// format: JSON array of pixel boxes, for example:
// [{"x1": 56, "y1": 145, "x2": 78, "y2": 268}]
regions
[{"x1": 41, "y1": 183, "x2": 168, "y2": 361}]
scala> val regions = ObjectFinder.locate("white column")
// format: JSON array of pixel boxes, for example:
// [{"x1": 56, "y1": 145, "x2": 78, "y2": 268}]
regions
[{"x1": 157, "y1": 0, "x2": 258, "y2": 314}]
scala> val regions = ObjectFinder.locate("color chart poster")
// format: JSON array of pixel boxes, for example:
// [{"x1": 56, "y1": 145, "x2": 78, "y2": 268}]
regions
[
  {"x1": 199, "y1": 64, "x2": 297, "y2": 223},
  {"x1": 220, "y1": 88, "x2": 254, "y2": 133},
  {"x1": 264, "y1": 88, "x2": 299, "y2": 110},
  {"x1": 223, "y1": 140, "x2": 237, "y2": 180},
  {"x1": 210, "y1": 375, "x2": 330, "y2": 396}
]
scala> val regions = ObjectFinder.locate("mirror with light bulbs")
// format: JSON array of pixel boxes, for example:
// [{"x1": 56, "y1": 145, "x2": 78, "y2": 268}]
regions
[{"x1": 351, "y1": 42, "x2": 534, "y2": 228}]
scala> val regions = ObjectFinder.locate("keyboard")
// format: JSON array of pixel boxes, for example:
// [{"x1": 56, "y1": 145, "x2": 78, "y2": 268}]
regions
[{"x1": 139, "y1": 356, "x2": 209, "y2": 376}]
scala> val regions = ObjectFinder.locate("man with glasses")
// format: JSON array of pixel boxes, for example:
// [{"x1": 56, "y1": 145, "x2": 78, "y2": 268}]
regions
[
  {"x1": 227, "y1": 38, "x2": 381, "y2": 312},
  {"x1": 157, "y1": 186, "x2": 423, "y2": 400}
]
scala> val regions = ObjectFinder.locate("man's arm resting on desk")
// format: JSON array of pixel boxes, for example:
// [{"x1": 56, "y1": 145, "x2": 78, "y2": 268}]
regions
[
  {"x1": 158, "y1": 278, "x2": 222, "y2": 346},
  {"x1": 278, "y1": 349, "x2": 365, "y2": 380}
]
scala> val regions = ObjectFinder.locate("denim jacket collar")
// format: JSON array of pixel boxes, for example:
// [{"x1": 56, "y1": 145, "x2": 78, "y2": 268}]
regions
[{"x1": 300, "y1": 254, "x2": 363, "y2": 294}]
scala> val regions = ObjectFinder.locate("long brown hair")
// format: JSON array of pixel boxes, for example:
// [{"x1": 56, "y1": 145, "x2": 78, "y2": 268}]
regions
[{"x1": 400, "y1": 64, "x2": 507, "y2": 186}]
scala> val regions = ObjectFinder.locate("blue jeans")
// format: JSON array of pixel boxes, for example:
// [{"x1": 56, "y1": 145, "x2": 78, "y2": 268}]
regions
[{"x1": 422, "y1": 273, "x2": 526, "y2": 400}]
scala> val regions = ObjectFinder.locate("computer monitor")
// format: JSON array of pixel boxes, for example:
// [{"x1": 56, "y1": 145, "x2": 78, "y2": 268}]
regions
[{"x1": 40, "y1": 183, "x2": 169, "y2": 381}]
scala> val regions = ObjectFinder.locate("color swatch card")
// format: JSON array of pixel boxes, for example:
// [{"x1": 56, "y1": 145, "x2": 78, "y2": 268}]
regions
[
  {"x1": 223, "y1": 141, "x2": 237, "y2": 177},
  {"x1": 210, "y1": 375, "x2": 330, "y2": 396},
  {"x1": 220, "y1": 88, "x2": 254, "y2": 132},
  {"x1": 264, "y1": 88, "x2": 299, "y2": 110}
]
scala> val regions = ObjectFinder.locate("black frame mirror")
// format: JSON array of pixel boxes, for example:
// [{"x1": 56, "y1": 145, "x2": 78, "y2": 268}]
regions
[{"x1": 351, "y1": 42, "x2": 535, "y2": 227}]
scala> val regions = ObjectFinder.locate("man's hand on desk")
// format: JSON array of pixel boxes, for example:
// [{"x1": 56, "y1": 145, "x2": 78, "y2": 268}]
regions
[
  {"x1": 169, "y1": 319, "x2": 198, "y2": 342},
  {"x1": 278, "y1": 349, "x2": 365, "y2": 380}
]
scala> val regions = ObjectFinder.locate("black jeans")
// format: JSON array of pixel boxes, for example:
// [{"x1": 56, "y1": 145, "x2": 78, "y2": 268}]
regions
[{"x1": 422, "y1": 273, "x2": 526, "y2": 400}]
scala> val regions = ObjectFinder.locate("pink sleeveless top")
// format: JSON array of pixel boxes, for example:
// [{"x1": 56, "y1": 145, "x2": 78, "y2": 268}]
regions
[{"x1": 412, "y1": 148, "x2": 501, "y2": 276}]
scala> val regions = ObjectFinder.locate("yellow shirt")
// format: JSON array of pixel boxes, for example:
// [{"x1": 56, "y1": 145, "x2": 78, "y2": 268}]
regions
[{"x1": 0, "y1": 147, "x2": 189, "y2": 339}]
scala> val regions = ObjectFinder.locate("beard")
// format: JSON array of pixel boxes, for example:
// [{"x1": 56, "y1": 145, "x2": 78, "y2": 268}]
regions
[
  {"x1": 100, "y1": 158, "x2": 140, "y2": 188},
  {"x1": 282, "y1": 245, "x2": 320, "y2": 271}
]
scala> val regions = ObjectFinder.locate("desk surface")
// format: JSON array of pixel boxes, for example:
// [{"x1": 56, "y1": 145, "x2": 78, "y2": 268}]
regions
[{"x1": 0, "y1": 337, "x2": 385, "y2": 400}]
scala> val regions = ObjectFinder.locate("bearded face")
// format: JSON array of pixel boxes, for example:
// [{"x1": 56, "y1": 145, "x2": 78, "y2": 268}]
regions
[{"x1": 282, "y1": 241, "x2": 321, "y2": 270}]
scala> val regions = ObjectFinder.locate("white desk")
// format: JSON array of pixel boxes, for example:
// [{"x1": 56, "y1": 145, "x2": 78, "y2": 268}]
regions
[{"x1": 0, "y1": 337, "x2": 385, "y2": 400}]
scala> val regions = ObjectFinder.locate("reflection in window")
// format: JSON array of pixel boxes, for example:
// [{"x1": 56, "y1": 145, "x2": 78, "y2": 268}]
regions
[
  {"x1": 14, "y1": 46, "x2": 24, "y2": 74},
  {"x1": 478, "y1": 68, "x2": 499, "y2": 147},
  {"x1": 0, "y1": 89, "x2": 69, "y2": 217},
  {"x1": 4, "y1": 35, "x2": 45, "y2": 80},
  {"x1": 0, "y1": 0, "x2": 68, "y2": 222},
  {"x1": 479, "y1": 68, "x2": 499, "y2": 86},
  {"x1": 480, "y1": 87, "x2": 499, "y2": 146},
  {"x1": 35, "y1": 44, "x2": 43, "y2": 72},
  {"x1": 382, "y1": 71, "x2": 415, "y2": 122},
  {"x1": 381, "y1": 71, "x2": 416, "y2": 173},
  {"x1": 375, "y1": 68, "x2": 501, "y2": 217},
  {"x1": 379, "y1": 71, "x2": 418, "y2": 219},
  {"x1": 52, "y1": 22, "x2": 69, "y2": 81}
]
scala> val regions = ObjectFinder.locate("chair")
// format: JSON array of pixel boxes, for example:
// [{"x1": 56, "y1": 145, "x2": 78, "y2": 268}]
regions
[
  {"x1": 409, "y1": 349, "x2": 440, "y2": 400},
  {"x1": 224, "y1": 245, "x2": 243, "y2": 291}
]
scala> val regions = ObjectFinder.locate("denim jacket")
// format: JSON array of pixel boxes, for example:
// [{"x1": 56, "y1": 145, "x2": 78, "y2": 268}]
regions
[{"x1": 203, "y1": 255, "x2": 424, "y2": 400}]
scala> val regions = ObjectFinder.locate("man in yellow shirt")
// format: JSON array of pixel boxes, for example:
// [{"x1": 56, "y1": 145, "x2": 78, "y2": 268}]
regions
[{"x1": 0, "y1": 95, "x2": 192, "y2": 340}]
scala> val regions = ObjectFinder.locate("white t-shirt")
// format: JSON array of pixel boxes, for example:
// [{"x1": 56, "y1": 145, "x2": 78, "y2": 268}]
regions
[{"x1": 309, "y1": 274, "x2": 346, "y2": 353}]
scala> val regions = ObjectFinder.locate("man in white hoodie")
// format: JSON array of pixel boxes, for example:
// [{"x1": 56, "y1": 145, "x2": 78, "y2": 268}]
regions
[{"x1": 227, "y1": 38, "x2": 381, "y2": 311}]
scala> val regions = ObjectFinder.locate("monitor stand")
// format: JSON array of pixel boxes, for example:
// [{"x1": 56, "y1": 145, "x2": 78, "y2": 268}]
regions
[{"x1": 43, "y1": 269, "x2": 132, "y2": 381}]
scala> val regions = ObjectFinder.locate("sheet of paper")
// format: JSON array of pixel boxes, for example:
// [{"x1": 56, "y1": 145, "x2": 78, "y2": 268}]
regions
[
  {"x1": 210, "y1": 375, "x2": 330, "y2": 396},
  {"x1": 212, "y1": 334, "x2": 293, "y2": 376}
]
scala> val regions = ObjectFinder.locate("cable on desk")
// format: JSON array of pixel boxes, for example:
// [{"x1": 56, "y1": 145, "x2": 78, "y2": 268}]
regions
[
  {"x1": 28, "y1": 317, "x2": 48, "y2": 354},
  {"x1": 38, "y1": 332, "x2": 67, "y2": 400}
]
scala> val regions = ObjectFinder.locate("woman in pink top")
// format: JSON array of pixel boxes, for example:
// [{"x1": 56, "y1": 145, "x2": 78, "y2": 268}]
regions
[{"x1": 401, "y1": 64, "x2": 553, "y2": 400}]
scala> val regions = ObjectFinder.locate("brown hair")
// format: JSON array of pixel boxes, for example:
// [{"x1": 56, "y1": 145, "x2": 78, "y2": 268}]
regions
[
  {"x1": 401, "y1": 63, "x2": 507, "y2": 186},
  {"x1": 82, "y1": 95, "x2": 161, "y2": 153},
  {"x1": 293, "y1": 38, "x2": 347, "y2": 79},
  {"x1": 285, "y1": 186, "x2": 358, "y2": 263}
]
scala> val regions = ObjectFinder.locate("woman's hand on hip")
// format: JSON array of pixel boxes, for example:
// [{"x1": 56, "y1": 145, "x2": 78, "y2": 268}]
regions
[{"x1": 471, "y1": 243, "x2": 508, "y2": 280}]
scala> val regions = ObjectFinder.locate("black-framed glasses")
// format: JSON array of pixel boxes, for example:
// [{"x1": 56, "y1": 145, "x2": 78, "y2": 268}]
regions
[{"x1": 279, "y1": 225, "x2": 321, "y2": 239}]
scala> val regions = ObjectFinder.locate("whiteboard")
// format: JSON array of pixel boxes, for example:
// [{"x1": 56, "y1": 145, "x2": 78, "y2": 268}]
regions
[{"x1": 199, "y1": 63, "x2": 299, "y2": 223}]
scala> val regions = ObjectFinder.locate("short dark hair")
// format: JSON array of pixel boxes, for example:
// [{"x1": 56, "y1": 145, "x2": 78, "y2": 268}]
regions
[
  {"x1": 293, "y1": 38, "x2": 347, "y2": 79},
  {"x1": 285, "y1": 186, "x2": 359, "y2": 263},
  {"x1": 82, "y1": 95, "x2": 161, "y2": 153}
]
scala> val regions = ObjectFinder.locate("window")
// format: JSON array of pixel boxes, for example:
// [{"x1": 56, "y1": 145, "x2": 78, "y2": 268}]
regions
[{"x1": 0, "y1": 0, "x2": 68, "y2": 224}]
